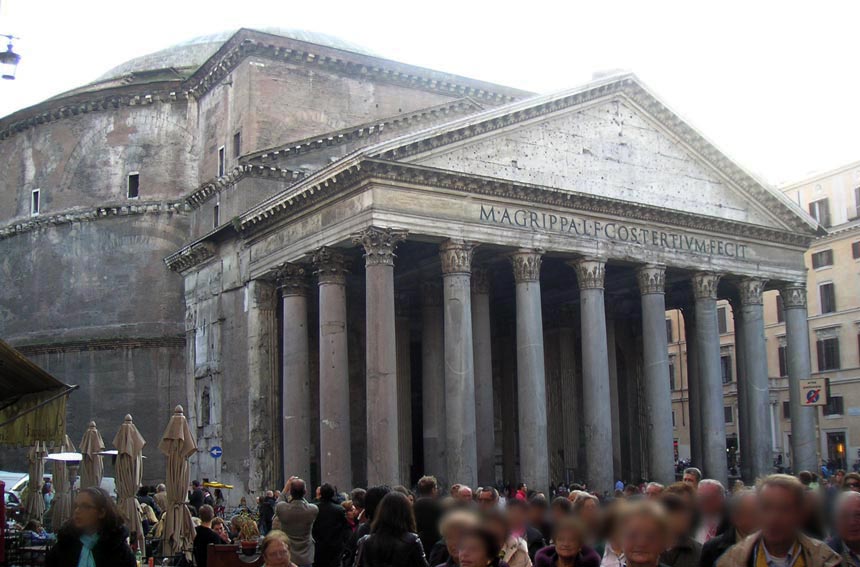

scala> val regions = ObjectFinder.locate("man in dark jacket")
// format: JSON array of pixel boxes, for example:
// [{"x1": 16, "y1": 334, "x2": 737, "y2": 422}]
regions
[
  {"x1": 700, "y1": 489, "x2": 758, "y2": 567},
  {"x1": 193, "y1": 505, "x2": 223, "y2": 567},
  {"x1": 258, "y1": 490, "x2": 277, "y2": 535},
  {"x1": 312, "y1": 483, "x2": 350, "y2": 567},
  {"x1": 413, "y1": 476, "x2": 443, "y2": 552},
  {"x1": 189, "y1": 480, "x2": 205, "y2": 512},
  {"x1": 826, "y1": 491, "x2": 860, "y2": 566}
]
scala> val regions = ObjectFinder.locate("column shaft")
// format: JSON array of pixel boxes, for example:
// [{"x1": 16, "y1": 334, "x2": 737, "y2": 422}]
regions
[
  {"x1": 693, "y1": 273, "x2": 729, "y2": 484},
  {"x1": 782, "y1": 284, "x2": 818, "y2": 472},
  {"x1": 638, "y1": 265, "x2": 675, "y2": 484},
  {"x1": 558, "y1": 322, "x2": 579, "y2": 480},
  {"x1": 512, "y1": 250, "x2": 549, "y2": 492},
  {"x1": 314, "y1": 248, "x2": 352, "y2": 490},
  {"x1": 441, "y1": 241, "x2": 478, "y2": 487},
  {"x1": 395, "y1": 300, "x2": 413, "y2": 486},
  {"x1": 572, "y1": 258, "x2": 613, "y2": 494},
  {"x1": 472, "y1": 267, "x2": 496, "y2": 486},
  {"x1": 684, "y1": 308, "x2": 703, "y2": 468},
  {"x1": 420, "y1": 282, "x2": 447, "y2": 482},
  {"x1": 740, "y1": 279, "x2": 773, "y2": 480},
  {"x1": 275, "y1": 264, "x2": 311, "y2": 483},
  {"x1": 733, "y1": 304, "x2": 751, "y2": 482},
  {"x1": 353, "y1": 227, "x2": 406, "y2": 485}
]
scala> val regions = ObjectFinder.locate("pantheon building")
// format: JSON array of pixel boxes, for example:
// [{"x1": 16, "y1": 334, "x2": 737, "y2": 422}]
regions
[{"x1": 0, "y1": 28, "x2": 822, "y2": 496}]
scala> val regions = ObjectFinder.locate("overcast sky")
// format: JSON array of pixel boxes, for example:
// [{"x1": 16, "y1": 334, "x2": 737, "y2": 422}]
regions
[{"x1": 0, "y1": 0, "x2": 856, "y2": 185}]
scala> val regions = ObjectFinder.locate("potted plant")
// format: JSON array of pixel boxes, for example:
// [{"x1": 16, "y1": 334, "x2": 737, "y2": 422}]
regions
[{"x1": 237, "y1": 517, "x2": 260, "y2": 556}]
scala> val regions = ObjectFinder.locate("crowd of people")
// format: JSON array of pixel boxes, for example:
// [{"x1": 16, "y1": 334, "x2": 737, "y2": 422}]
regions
[{"x1": 29, "y1": 466, "x2": 860, "y2": 566}]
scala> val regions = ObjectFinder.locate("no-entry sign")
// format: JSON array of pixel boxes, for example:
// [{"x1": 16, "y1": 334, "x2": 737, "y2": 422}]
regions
[{"x1": 800, "y1": 379, "x2": 827, "y2": 406}]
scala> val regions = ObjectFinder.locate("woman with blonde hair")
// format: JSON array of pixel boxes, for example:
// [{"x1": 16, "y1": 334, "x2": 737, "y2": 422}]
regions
[{"x1": 261, "y1": 530, "x2": 297, "y2": 567}]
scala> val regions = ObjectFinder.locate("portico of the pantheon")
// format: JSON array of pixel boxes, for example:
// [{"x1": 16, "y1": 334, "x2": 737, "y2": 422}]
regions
[{"x1": 167, "y1": 75, "x2": 821, "y2": 496}]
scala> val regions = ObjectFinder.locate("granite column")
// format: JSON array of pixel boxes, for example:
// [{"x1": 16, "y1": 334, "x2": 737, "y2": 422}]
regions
[
  {"x1": 472, "y1": 266, "x2": 496, "y2": 486},
  {"x1": 421, "y1": 281, "x2": 447, "y2": 482}
]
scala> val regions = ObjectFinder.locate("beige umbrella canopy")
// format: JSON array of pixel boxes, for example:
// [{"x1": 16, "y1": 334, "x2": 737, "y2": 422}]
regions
[
  {"x1": 113, "y1": 414, "x2": 146, "y2": 553},
  {"x1": 79, "y1": 420, "x2": 105, "y2": 489},
  {"x1": 50, "y1": 434, "x2": 76, "y2": 529},
  {"x1": 159, "y1": 405, "x2": 197, "y2": 561},
  {"x1": 23, "y1": 442, "x2": 46, "y2": 522}
]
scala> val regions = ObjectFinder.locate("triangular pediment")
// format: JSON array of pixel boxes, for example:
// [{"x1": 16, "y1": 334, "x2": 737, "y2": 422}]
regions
[{"x1": 367, "y1": 75, "x2": 818, "y2": 235}]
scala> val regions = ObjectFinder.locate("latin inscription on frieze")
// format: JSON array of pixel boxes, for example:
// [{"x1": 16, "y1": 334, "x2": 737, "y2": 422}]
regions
[{"x1": 479, "y1": 205, "x2": 748, "y2": 259}]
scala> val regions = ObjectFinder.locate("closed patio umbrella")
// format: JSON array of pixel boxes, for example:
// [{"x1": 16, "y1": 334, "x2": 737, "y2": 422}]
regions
[
  {"x1": 23, "y1": 442, "x2": 46, "y2": 522},
  {"x1": 159, "y1": 405, "x2": 197, "y2": 561},
  {"x1": 49, "y1": 434, "x2": 76, "y2": 529},
  {"x1": 113, "y1": 414, "x2": 145, "y2": 553},
  {"x1": 79, "y1": 420, "x2": 105, "y2": 489}
]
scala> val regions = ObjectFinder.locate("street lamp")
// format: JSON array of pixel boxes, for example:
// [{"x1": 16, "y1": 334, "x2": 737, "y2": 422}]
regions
[{"x1": 0, "y1": 35, "x2": 21, "y2": 80}]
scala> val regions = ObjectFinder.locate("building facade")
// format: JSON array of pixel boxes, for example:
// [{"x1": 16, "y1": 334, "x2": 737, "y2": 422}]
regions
[
  {"x1": 0, "y1": 28, "x2": 824, "y2": 496},
  {"x1": 669, "y1": 161, "x2": 860, "y2": 477}
]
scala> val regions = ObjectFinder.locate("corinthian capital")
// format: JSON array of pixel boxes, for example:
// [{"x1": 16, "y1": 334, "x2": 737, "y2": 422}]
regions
[
  {"x1": 780, "y1": 282, "x2": 807, "y2": 309},
  {"x1": 636, "y1": 264, "x2": 666, "y2": 295},
  {"x1": 569, "y1": 257, "x2": 606, "y2": 290},
  {"x1": 691, "y1": 272, "x2": 721, "y2": 300},
  {"x1": 273, "y1": 262, "x2": 307, "y2": 296},
  {"x1": 439, "y1": 240, "x2": 476, "y2": 275},
  {"x1": 738, "y1": 277, "x2": 768, "y2": 306},
  {"x1": 313, "y1": 247, "x2": 349, "y2": 285},
  {"x1": 510, "y1": 249, "x2": 543, "y2": 283},
  {"x1": 352, "y1": 226, "x2": 407, "y2": 267}
]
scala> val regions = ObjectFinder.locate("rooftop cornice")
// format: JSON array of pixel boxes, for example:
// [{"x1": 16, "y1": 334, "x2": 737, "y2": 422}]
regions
[
  {"x1": 244, "y1": 97, "x2": 485, "y2": 164},
  {"x1": 0, "y1": 82, "x2": 187, "y2": 141},
  {"x1": 236, "y1": 157, "x2": 813, "y2": 248},
  {"x1": 779, "y1": 159, "x2": 860, "y2": 190},
  {"x1": 185, "y1": 164, "x2": 308, "y2": 209},
  {"x1": 164, "y1": 241, "x2": 217, "y2": 273},
  {"x1": 0, "y1": 200, "x2": 186, "y2": 240},
  {"x1": 184, "y1": 29, "x2": 531, "y2": 103}
]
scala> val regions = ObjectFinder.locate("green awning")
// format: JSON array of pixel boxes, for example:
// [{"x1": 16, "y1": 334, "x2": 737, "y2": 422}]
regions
[{"x1": 0, "y1": 339, "x2": 76, "y2": 446}]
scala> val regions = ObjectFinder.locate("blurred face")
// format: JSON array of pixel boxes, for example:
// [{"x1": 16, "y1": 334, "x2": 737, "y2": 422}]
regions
[
  {"x1": 759, "y1": 485, "x2": 803, "y2": 546},
  {"x1": 554, "y1": 528, "x2": 582, "y2": 559},
  {"x1": 529, "y1": 505, "x2": 544, "y2": 526},
  {"x1": 645, "y1": 485, "x2": 663, "y2": 499},
  {"x1": 486, "y1": 518, "x2": 508, "y2": 546},
  {"x1": 837, "y1": 496, "x2": 860, "y2": 547},
  {"x1": 458, "y1": 487, "x2": 473, "y2": 502},
  {"x1": 345, "y1": 504, "x2": 357, "y2": 521},
  {"x1": 451, "y1": 484, "x2": 462, "y2": 497},
  {"x1": 213, "y1": 522, "x2": 229, "y2": 542},
  {"x1": 580, "y1": 498, "x2": 599, "y2": 527},
  {"x1": 478, "y1": 491, "x2": 497, "y2": 510},
  {"x1": 845, "y1": 478, "x2": 860, "y2": 492},
  {"x1": 507, "y1": 505, "x2": 526, "y2": 531},
  {"x1": 72, "y1": 492, "x2": 105, "y2": 533},
  {"x1": 667, "y1": 508, "x2": 693, "y2": 540},
  {"x1": 682, "y1": 473, "x2": 698, "y2": 488},
  {"x1": 446, "y1": 525, "x2": 466, "y2": 561},
  {"x1": 698, "y1": 485, "x2": 724, "y2": 516},
  {"x1": 622, "y1": 515, "x2": 666, "y2": 567},
  {"x1": 263, "y1": 540, "x2": 291, "y2": 567},
  {"x1": 732, "y1": 494, "x2": 760, "y2": 537},
  {"x1": 458, "y1": 535, "x2": 491, "y2": 567}
]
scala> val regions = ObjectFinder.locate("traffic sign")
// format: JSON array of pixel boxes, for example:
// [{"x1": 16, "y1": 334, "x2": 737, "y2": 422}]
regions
[
  {"x1": 209, "y1": 446, "x2": 223, "y2": 459},
  {"x1": 800, "y1": 379, "x2": 827, "y2": 406}
]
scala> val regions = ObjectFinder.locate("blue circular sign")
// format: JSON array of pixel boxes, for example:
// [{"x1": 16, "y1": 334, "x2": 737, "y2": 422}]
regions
[{"x1": 209, "y1": 446, "x2": 223, "y2": 459}]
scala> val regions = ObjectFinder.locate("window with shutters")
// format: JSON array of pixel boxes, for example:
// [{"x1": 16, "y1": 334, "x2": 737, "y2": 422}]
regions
[
  {"x1": 852, "y1": 241, "x2": 860, "y2": 260},
  {"x1": 776, "y1": 294, "x2": 785, "y2": 323},
  {"x1": 783, "y1": 401, "x2": 791, "y2": 420},
  {"x1": 668, "y1": 358, "x2": 676, "y2": 391},
  {"x1": 721, "y1": 354, "x2": 733, "y2": 384},
  {"x1": 824, "y1": 379, "x2": 844, "y2": 416},
  {"x1": 809, "y1": 198, "x2": 831, "y2": 228},
  {"x1": 233, "y1": 131, "x2": 242, "y2": 158},
  {"x1": 717, "y1": 307, "x2": 728, "y2": 334},
  {"x1": 778, "y1": 345, "x2": 787, "y2": 377},
  {"x1": 817, "y1": 336, "x2": 841, "y2": 371},
  {"x1": 217, "y1": 146, "x2": 226, "y2": 177},
  {"x1": 724, "y1": 406, "x2": 734, "y2": 424},
  {"x1": 213, "y1": 202, "x2": 220, "y2": 229},
  {"x1": 811, "y1": 249, "x2": 834, "y2": 269},
  {"x1": 819, "y1": 283, "x2": 837, "y2": 314},
  {"x1": 666, "y1": 319, "x2": 673, "y2": 343}
]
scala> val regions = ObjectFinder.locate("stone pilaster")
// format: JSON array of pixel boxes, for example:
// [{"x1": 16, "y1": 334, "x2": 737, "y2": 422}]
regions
[
  {"x1": 352, "y1": 227, "x2": 405, "y2": 485},
  {"x1": 636, "y1": 264, "x2": 674, "y2": 484},
  {"x1": 570, "y1": 258, "x2": 613, "y2": 494},
  {"x1": 471, "y1": 265, "x2": 495, "y2": 485},
  {"x1": 313, "y1": 248, "x2": 352, "y2": 489},
  {"x1": 780, "y1": 283, "x2": 817, "y2": 472},
  {"x1": 440, "y1": 240, "x2": 478, "y2": 487},
  {"x1": 691, "y1": 272, "x2": 728, "y2": 484},
  {"x1": 510, "y1": 249, "x2": 549, "y2": 492}
]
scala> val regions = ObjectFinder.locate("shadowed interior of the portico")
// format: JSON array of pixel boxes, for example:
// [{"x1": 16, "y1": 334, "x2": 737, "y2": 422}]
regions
[{"x1": 272, "y1": 235, "x2": 782, "y2": 491}]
